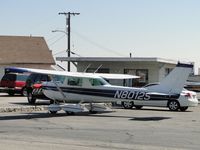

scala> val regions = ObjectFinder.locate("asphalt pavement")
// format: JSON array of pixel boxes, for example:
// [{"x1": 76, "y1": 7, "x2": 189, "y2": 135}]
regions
[{"x1": 0, "y1": 93, "x2": 200, "y2": 149}]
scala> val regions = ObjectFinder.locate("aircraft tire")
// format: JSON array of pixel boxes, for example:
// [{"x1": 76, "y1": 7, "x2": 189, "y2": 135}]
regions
[
  {"x1": 89, "y1": 110, "x2": 98, "y2": 114},
  {"x1": 50, "y1": 111, "x2": 57, "y2": 114},
  {"x1": 65, "y1": 111, "x2": 75, "y2": 115},
  {"x1": 122, "y1": 101, "x2": 134, "y2": 109},
  {"x1": 180, "y1": 106, "x2": 188, "y2": 111},
  {"x1": 168, "y1": 100, "x2": 180, "y2": 111}
]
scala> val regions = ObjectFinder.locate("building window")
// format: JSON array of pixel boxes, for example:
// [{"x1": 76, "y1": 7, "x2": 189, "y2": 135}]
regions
[
  {"x1": 86, "y1": 68, "x2": 109, "y2": 73},
  {"x1": 124, "y1": 69, "x2": 148, "y2": 87}
]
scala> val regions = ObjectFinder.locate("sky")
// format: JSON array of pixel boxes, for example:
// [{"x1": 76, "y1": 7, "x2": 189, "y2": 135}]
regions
[{"x1": 1, "y1": 0, "x2": 200, "y2": 73}]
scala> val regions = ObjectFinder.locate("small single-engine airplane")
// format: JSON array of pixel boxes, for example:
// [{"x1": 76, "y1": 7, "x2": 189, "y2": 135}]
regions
[{"x1": 7, "y1": 62, "x2": 198, "y2": 113}]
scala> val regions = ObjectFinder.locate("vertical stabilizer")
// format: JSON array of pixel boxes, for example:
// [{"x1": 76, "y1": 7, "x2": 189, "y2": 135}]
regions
[{"x1": 146, "y1": 63, "x2": 193, "y2": 94}]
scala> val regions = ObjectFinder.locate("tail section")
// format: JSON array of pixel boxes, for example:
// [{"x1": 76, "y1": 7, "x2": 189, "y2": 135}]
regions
[{"x1": 146, "y1": 62, "x2": 193, "y2": 94}]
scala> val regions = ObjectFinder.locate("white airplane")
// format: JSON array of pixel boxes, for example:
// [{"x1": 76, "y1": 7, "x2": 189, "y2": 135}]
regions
[{"x1": 8, "y1": 62, "x2": 198, "y2": 113}]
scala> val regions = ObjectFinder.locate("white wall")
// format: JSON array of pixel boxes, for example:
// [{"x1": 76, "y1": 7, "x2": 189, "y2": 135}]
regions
[{"x1": 77, "y1": 61, "x2": 176, "y2": 86}]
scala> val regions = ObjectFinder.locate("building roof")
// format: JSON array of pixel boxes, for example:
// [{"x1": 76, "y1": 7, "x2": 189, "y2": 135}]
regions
[
  {"x1": 56, "y1": 56, "x2": 178, "y2": 64},
  {"x1": 0, "y1": 36, "x2": 55, "y2": 65}
]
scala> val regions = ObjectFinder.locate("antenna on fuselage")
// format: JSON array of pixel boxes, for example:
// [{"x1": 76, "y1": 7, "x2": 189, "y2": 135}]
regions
[
  {"x1": 83, "y1": 64, "x2": 91, "y2": 72},
  {"x1": 94, "y1": 64, "x2": 103, "y2": 73}
]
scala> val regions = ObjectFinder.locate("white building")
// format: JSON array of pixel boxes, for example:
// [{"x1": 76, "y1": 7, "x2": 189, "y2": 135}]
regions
[{"x1": 56, "y1": 57, "x2": 185, "y2": 87}]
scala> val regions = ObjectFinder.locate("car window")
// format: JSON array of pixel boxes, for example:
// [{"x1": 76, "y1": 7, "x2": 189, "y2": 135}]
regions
[
  {"x1": 2, "y1": 74, "x2": 16, "y2": 81},
  {"x1": 16, "y1": 74, "x2": 28, "y2": 81}
]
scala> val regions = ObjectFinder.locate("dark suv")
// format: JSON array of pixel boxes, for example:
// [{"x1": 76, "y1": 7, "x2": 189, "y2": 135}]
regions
[
  {"x1": 0, "y1": 73, "x2": 28, "y2": 96},
  {"x1": 26, "y1": 73, "x2": 51, "y2": 104}
]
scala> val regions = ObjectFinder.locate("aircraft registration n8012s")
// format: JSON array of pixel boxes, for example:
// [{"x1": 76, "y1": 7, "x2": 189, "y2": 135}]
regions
[{"x1": 6, "y1": 62, "x2": 198, "y2": 113}]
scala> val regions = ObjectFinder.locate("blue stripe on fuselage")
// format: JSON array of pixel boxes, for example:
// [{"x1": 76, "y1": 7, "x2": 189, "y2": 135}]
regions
[{"x1": 42, "y1": 86, "x2": 180, "y2": 101}]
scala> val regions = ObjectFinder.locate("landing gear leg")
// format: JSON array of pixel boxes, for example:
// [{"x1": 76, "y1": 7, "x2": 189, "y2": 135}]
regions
[{"x1": 89, "y1": 103, "x2": 97, "y2": 114}]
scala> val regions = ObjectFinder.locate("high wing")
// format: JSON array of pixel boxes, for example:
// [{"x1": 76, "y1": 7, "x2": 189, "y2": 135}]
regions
[
  {"x1": 5, "y1": 67, "x2": 139, "y2": 79},
  {"x1": 92, "y1": 73, "x2": 139, "y2": 79}
]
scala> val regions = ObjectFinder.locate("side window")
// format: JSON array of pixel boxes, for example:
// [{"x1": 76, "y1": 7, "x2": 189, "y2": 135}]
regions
[
  {"x1": 40, "y1": 75, "x2": 49, "y2": 82},
  {"x1": 67, "y1": 77, "x2": 82, "y2": 86},
  {"x1": 124, "y1": 69, "x2": 148, "y2": 87},
  {"x1": 17, "y1": 75, "x2": 28, "y2": 81},
  {"x1": 52, "y1": 75, "x2": 65, "y2": 84},
  {"x1": 89, "y1": 78, "x2": 104, "y2": 86},
  {"x1": 3, "y1": 74, "x2": 16, "y2": 81}
]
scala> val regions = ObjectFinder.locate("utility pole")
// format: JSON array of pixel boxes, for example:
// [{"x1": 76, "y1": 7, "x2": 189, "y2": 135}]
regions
[{"x1": 58, "y1": 12, "x2": 80, "y2": 72}]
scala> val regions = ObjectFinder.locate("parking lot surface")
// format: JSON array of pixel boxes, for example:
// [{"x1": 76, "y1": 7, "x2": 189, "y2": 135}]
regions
[{"x1": 0, "y1": 93, "x2": 200, "y2": 150}]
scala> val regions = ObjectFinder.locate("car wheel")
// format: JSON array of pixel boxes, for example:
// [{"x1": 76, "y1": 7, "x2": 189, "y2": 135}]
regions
[
  {"x1": 168, "y1": 100, "x2": 180, "y2": 111},
  {"x1": 8, "y1": 91, "x2": 15, "y2": 96},
  {"x1": 122, "y1": 101, "x2": 134, "y2": 109},
  {"x1": 135, "y1": 105, "x2": 143, "y2": 109},
  {"x1": 27, "y1": 92, "x2": 36, "y2": 104},
  {"x1": 180, "y1": 106, "x2": 188, "y2": 111},
  {"x1": 21, "y1": 88, "x2": 27, "y2": 96}
]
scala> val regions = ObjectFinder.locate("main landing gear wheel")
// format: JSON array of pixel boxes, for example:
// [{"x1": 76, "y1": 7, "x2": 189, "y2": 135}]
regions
[
  {"x1": 65, "y1": 111, "x2": 75, "y2": 115},
  {"x1": 168, "y1": 100, "x2": 180, "y2": 111},
  {"x1": 122, "y1": 101, "x2": 134, "y2": 109},
  {"x1": 50, "y1": 111, "x2": 58, "y2": 114}
]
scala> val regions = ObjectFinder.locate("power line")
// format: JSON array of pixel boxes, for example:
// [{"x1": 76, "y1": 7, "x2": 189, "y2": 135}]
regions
[
  {"x1": 72, "y1": 30, "x2": 126, "y2": 56},
  {"x1": 49, "y1": 34, "x2": 65, "y2": 46}
]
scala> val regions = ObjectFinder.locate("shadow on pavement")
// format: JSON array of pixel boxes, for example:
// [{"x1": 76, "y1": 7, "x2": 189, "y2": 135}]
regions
[
  {"x1": 0, "y1": 113, "x2": 68, "y2": 120},
  {"x1": 113, "y1": 107, "x2": 192, "y2": 112},
  {"x1": 130, "y1": 116, "x2": 171, "y2": 121},
  {"x1": 0, "y1": 111, "x2": 172, "y2": 122}
]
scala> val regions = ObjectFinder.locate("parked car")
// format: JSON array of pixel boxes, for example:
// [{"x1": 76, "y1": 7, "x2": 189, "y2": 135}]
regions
[
  {"x1": 26, "y1": 73, "x2": 52, "y2": 104},
  {"x1": 0, "y1": 73, "x2": 28, "y2": 96},
  {"x1": 121, "y1": 88, "x2": 198, "y2": 111}
]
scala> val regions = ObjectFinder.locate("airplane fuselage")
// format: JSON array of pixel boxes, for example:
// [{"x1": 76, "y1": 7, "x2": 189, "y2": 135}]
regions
[{"x1": 42, "y1": 82, "x2": 179, "y2": 103}]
